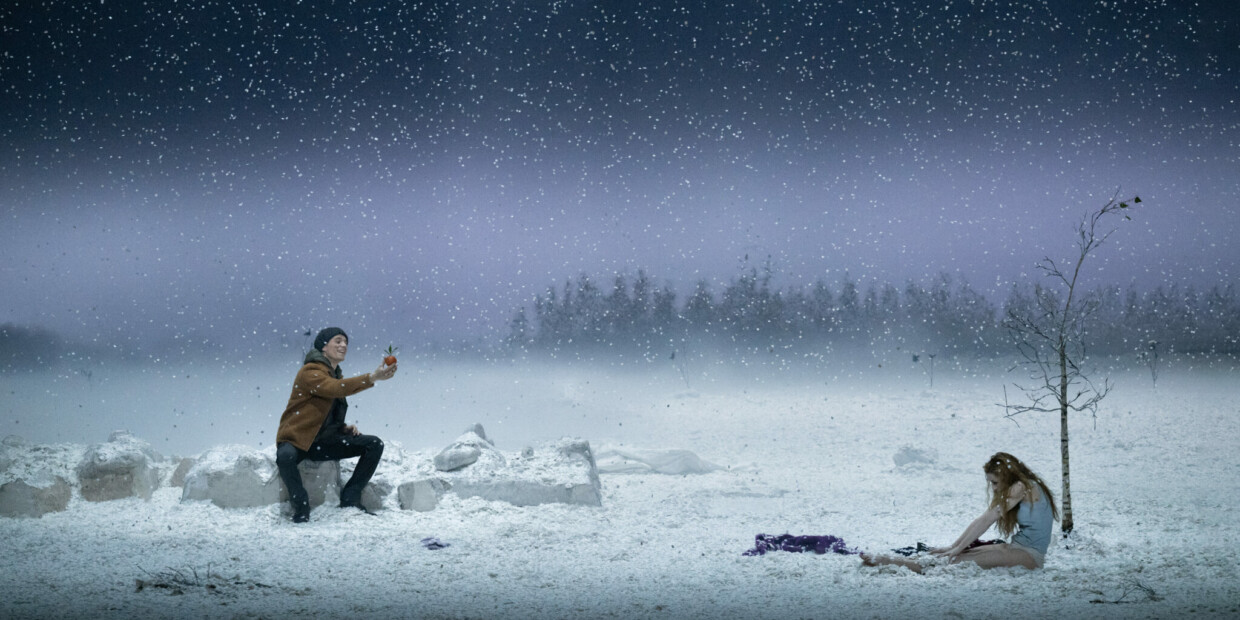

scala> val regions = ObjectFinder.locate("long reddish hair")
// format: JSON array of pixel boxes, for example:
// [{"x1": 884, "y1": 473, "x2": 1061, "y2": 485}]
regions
[{"x1": 983, "y1": 452, "x2": 1059, "y2": 536}]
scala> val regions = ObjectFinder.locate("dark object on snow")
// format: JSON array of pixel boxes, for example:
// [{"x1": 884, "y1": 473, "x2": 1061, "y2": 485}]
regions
[
  {"x1": 743, "y1": 534, "x2": 859, "y2": 556},
  {"x1": 421, "y1": 537, "x2": 449, "y2": 550},
  {"x1": 892, "y1": 539, "x2": 1001, "y2": 556},
  {"x1": 892, "y1": 542, "x2": 930, "y2": 556}
]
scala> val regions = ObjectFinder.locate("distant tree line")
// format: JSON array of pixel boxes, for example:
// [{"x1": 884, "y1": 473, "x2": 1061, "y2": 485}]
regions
[
  {"x1": 0, "y1": 323, "x2": 122, "y2": 374},
  {"x1": 504, "y1": 265, "x2": 1240, "y2": 359},
  {"x1": 0, "y1": 323, "x2": 67, "y2": 372}
]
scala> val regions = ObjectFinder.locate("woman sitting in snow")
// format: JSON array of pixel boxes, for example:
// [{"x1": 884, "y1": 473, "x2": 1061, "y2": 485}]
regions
[{"x1": 861, "y1": 452, "x2": 1058, "y2": 573}]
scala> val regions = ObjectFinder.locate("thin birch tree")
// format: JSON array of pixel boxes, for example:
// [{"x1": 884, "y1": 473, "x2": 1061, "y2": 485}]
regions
[{"x1": 1002, "y1": 192, "x2": 1141, "y2": 535}]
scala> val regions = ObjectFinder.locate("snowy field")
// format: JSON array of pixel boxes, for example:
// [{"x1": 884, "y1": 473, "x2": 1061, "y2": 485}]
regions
[{"x1": 2, "y1": 353, "x2": 1238, "y2": 619}]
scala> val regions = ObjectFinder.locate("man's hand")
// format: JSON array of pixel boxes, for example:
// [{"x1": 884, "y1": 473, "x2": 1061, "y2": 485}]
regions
[
  {"x1": 371, "y1": 360, "x2": 398, "y2": 382},
  {"x1": 342, "y1": 424, "x2": 361, "y2": 436}
]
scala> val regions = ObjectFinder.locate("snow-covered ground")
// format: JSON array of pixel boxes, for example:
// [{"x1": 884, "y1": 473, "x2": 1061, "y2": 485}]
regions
[{"x1": 3, "y1": 354, "x2": 1238, "y2": 619}]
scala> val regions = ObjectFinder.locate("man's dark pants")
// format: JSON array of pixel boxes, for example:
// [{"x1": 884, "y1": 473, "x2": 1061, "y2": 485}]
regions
[{"x1": 276, "y1": 434, "x2": 384, "y2": 519}]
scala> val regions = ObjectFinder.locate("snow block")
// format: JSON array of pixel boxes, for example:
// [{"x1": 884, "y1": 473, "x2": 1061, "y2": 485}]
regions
[
  {"x1": 433, "y1": 430, "x2": 501, "y2": 472},
  {"x1": 181, "y1": 445, "x2": 282, "y2": 508},
  {"x1": 358, "y1": 479, "x2": 390, "y2": 513},
  {"x1": 0, "y1": 476, "x2": 72, "y2": 518},
  {"x1": 1, "y1": 437, "x2": 78, "y2": 516},
  {"x1": 449, "y1": 476, "x2": 599, "y2": 507},
  {"x1": 281, "y1": 460, "x2": 343, "y2": 508},
  {"x1": 433, "y1": 444, "x2": 481, "y2": 472},
  {"x1": 76, "y1": 431, "x2": 162, "y2": 502},
  {"x1": 429, "y1": 437, "x2": 601, "y2": 508},
  {"x1": 168, "y1": 457, "x2": 195, "y2": 488},
  {"x1": 464, "y1": 423, "x2": 492, "y2": 445},
  {"x1": 595, "y1": 448, "x2": 723, "y2": 475},
  {"x1": 397, "y1": 478, "x2": 451, "y2": 512}
]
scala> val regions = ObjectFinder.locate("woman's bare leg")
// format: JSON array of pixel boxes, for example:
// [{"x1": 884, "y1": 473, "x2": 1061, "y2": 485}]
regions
[
  {"x1": 862, "y1": 544, "x2": 1036, "y2": 573},
  {"x1": 860, "y1": 553, "x2": 924, "y2": 574},
  {"x1": 953, "y1": 543, "x2": 1038, "y2": 569}
]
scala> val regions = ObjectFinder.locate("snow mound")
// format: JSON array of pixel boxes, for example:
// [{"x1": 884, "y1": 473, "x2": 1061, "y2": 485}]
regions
[{"x1": 892, "y1": 444, "x2": 939, "y2": 468}]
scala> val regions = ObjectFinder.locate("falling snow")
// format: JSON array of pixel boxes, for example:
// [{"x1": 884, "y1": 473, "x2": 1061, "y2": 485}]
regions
[{"x1": 1, "y1": 2, "x2": 1239, "y2": 616}]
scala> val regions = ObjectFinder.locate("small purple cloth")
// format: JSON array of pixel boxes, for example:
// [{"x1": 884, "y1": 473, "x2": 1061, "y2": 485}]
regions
[
  {"x1": 420, "y1": 536, "x2": 450, "y2": 550},
  {"x1": 743, "y1": 534, "x2": 860, "y2": 556}
]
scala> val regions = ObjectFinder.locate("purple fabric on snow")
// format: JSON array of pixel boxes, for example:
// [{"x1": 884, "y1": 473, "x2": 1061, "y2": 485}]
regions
[
  {"x1": 420, "y1": 536, "x2": 450, "y2": 550},
  {"x1": 743, "y1": 533, "x2": 860, "y2": 556}
]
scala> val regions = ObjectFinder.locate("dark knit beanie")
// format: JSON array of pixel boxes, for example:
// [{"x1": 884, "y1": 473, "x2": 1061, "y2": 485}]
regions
[{"x1": 313, "y1": 327, "x2": 349, "y2": 351}]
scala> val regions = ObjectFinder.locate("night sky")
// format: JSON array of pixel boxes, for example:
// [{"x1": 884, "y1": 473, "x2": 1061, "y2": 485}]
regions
[{"x1": 3, "y1": 0, "x2": 1238, "y2": 356}]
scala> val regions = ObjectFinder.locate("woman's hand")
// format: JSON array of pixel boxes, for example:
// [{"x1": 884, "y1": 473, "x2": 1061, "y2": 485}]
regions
[
  {"x1": 371, "y1": 360, "x2": 398, "y2": 382},
  {"x1": 933, "y1": 545, "x2": 965, "y2": 561},
  {"x1": 342, "y1": 424, "x2": 361, "y2": 436}
]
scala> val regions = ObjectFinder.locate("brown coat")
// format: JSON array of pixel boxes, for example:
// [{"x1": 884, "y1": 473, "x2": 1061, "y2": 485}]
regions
[{"x1": 276, "y1": 353, "x2": 374, "y2": 452}]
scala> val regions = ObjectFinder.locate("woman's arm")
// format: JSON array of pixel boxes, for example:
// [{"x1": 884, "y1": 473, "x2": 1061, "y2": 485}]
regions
[
  {"x1": 934, "y1": 482, "x2": 1027, "y2": 557},
  {"x1": 936, "y1": 506, "x2": 1000, "y2": 557}
]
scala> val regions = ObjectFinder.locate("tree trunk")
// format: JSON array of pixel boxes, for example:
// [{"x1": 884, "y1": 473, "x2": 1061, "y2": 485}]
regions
[{"x1": 1059, "y1": 348, "x2": 1074, "y2": 534}]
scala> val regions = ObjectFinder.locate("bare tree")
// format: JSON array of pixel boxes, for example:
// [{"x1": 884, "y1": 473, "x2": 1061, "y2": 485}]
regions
[
  {"x1": 1140, "y1": 340, "x2": 1159, "y2": 389},
  {"x1": 1002, "y1": 192, "x2": 1141, "y2": 535}
]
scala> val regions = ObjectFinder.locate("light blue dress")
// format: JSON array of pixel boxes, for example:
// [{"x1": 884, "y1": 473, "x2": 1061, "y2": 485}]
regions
[{"x1": 1010, "y1": 491, "x2": 1053, "y2": 555}]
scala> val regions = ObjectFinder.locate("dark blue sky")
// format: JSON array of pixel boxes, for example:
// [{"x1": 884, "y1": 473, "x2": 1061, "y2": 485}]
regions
[{"x1": 3, "y1": 1, "x2": 1238, "y2": 355}]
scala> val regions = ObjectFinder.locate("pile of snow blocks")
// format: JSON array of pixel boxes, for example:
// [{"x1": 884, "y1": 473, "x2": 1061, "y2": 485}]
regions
[
  {"x1": 398, "y1": 428, "x2": 602, "y2": 512},
  {"x1": 0, "y1": 431, "x2": 169, "y2": 518},
  {"x1": 0, "y1": 425, "x2": 601, "y2": 518}
]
